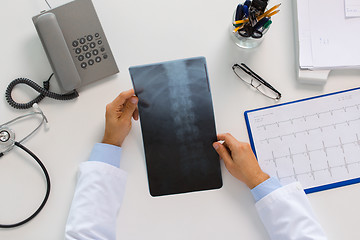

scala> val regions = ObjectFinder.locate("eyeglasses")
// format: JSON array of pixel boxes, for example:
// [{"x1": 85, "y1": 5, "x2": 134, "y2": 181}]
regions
[{"x1": 232, "y1": 63, "x2": 281, "y2": 100}]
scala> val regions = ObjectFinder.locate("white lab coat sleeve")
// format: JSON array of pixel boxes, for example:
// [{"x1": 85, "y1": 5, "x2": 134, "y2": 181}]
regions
[
  {"x1": 255, "y1": 182, "x2": 327, "y2": 240},
  {"x1": 65, "y1": 161, "x2": 127, "y2": 240}
]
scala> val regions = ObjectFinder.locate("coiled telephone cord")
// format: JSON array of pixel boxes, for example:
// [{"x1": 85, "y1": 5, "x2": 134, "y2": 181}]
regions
[{"x1": 5, "y1": 73, "x2": 79, "y2": 109}]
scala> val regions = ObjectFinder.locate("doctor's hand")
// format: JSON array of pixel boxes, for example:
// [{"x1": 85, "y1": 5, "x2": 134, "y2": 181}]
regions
[
  {"x1": 102, "y1": 89, "x2": 139, "y2": 147},
  {"x1": 213, "y1": 133, "x2": 269, "y2": 189}
]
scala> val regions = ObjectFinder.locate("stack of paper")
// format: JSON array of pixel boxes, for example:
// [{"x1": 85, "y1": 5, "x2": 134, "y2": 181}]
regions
[
  {"x1": 295, "y1": 0, "x2": 360, "y2": 70},
  {"x1": 345, "y1": 0, "x2": 360, "y2": 17}
]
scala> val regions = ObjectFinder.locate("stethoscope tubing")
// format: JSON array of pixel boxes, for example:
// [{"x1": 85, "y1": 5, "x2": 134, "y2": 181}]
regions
[
  {"x1": 0, "y1": 105, "x2": 51, "y2": 228},
  {"x1": 0, "y1": 141, "x2": 51, "y2": 228}
]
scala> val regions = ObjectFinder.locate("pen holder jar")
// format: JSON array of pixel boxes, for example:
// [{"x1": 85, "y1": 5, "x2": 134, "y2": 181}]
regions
[{"x1": 230, "y1": 10, "x2": 270, "y2": 49}]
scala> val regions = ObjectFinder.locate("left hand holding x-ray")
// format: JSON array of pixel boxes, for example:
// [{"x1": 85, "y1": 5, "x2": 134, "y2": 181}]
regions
[{"x1": 102, "y1": 89, "x2": 139, "y2": 147}]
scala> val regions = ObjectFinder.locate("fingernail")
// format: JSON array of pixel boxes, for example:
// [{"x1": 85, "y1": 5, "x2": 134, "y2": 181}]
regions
[
  {"x1": 213, "y1": 143, "x2": 219, "y2": 150},
  {"x1": 130, "y1": 98, "x2": 138, "y2": 104}
]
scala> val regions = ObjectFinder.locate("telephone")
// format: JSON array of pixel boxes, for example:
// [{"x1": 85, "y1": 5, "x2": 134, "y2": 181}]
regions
[{"x1": 32, "y1": 0, "x2": 119, "y2": 93}]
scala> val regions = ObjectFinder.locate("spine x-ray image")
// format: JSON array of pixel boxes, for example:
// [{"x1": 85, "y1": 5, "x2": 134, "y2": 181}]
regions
[{"x1": 129, "y1": 57, "x2": 222, "y2": 196}]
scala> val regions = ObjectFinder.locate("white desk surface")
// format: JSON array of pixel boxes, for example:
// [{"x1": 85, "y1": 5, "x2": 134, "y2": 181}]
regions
[{"x1": 1, "y1": 0, "x2": 360, "y2": 239}]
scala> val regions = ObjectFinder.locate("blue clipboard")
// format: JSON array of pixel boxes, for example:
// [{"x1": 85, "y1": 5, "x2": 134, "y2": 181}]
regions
[{"x1": 244, "y1": 87, "x2": 360, "y2": 194}]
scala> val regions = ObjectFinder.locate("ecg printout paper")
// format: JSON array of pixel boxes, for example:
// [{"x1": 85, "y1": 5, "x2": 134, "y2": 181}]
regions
[{"x1": 245, "y1": 88, "x2": 360, "y2": 193}]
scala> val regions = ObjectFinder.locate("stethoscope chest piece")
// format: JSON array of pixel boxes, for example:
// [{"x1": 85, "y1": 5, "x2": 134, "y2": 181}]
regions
[{"x1": 0, "y1": 126, "x2": 15, "y2": 149}]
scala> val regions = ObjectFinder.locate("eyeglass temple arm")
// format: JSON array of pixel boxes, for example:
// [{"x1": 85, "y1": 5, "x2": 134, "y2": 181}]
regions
[{"x1": 240, "y1": 63, "x2": 281, "y2": 97}]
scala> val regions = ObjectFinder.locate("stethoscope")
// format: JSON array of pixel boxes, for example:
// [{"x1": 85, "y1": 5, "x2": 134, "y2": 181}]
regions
[{"x1": 0, "y1": 104, "x2": 50, "y2": 228}]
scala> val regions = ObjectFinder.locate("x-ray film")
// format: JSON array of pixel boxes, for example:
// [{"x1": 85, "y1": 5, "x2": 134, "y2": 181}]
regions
[{"x1": 129, "y1": 57, "x2": 222, "y2": 196}]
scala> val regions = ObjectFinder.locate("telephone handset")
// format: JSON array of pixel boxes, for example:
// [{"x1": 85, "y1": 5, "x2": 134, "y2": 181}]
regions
[
  {"x1": 32, "y1": 0, "x2": 119, "y2": 93},
  {"x1": 34, "y1": 13, "x2": 82, "y2": 92}
]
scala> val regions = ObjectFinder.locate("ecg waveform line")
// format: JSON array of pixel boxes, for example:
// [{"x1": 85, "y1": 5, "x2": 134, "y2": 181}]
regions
[
  {"x1": 262, "y1": 136, "x2": 360, "y2": 164},
  {"x1": 275, "y1": 159, "x2": 360, "y2": 182},
  {"x1": 262, "y1": 135, "x2": 360, "y2": 181},
  {"x1": 259, "y1": 117, "x2": 360, "y2": 144},
  {"x1": 256, "y1": 104, "x2": 360, "y2": 130}
]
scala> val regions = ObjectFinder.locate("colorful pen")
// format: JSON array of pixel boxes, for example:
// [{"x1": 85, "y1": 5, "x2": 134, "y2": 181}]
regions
[
  {"x1": 235, "y1": 4, "x2": 244, "y2": 21},
  {"x1": 233, "y1": 18, "x2": 249, "y2": 25},
  {"x1": 254, "y1": 17, "x2": 270, "y2": 30},
  {"x1": 257, "y1": 3, "x2": 281, "y2": 20},
  {"x1": 267, "y1": 10, "x2": 280, "y2": 18},
  {"x1": 264, "y1": 3, "x2": 281, "y2": 16},
  {"x1": 243, "y1": 5, "x2": 249, "y2": 18}
]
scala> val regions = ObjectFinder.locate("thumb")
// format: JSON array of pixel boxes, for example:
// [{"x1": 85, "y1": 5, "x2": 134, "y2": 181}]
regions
[
  {"x1": 122, "y1": 97, "x2": 138, "y2": 119},
  {"x1": 213, "y1": 142, "x2": 233, "y2": 168}
]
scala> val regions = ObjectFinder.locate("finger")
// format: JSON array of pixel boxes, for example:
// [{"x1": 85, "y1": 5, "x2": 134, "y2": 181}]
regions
[
  {"x1": 222, "y1": 140, "x2": 229, "y2": 149},
  {"x1": 112, "y1": 89, "x2": 135, "y2": 106},
  {"x1": 213, "y1": 142, "x2": 234, "y2": 168},
  {"x1": 133, "y1": 106, "x2": 139, "y2": 120},
  {"x1": 121, "y1": 96, "x2": 139, "y2": 119},
  {"x1": 217, "y1": 133, "x2": 239, "y2": 151}
]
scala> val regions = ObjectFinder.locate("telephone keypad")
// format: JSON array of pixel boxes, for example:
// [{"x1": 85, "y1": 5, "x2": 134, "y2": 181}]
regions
[{"x1": 72, "y1": 33, "x2": 109, "y2": 69}]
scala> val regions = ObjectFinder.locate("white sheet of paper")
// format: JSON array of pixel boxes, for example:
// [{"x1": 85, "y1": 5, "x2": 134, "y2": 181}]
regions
[
  {"x1": 296, "y1": 0, "x2": 313, "y2": 69},
  {"x1": 246, "y1": 89, "x2": 360, "y2": 191},
  {"x1": 345, "y1": 0, "x2": 360, "y2": 17},
  {"x1": 310, "y1": 0, "x2": 360, "y2": 69},
  {"x1": 295, "y1": 0, "x2": 360, "y2": 69}
]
